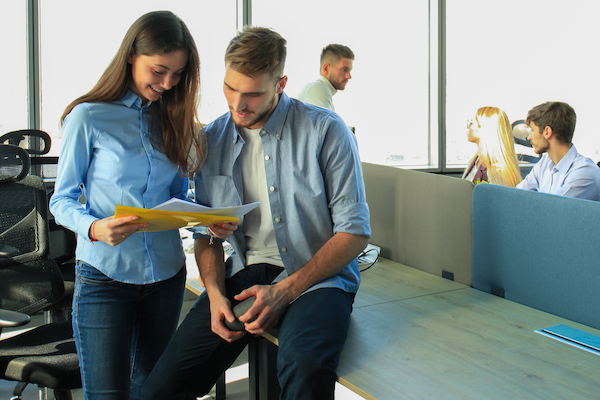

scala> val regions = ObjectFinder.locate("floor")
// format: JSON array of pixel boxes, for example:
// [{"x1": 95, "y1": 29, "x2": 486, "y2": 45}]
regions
[{"x1": 1, "y1": 294, "x2": 363, "y2": 400}]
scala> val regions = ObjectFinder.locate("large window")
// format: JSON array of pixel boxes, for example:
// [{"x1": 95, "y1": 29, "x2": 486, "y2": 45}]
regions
[
  {"x1": 0, "y1": 2, "x2": 27, "y2": 135},
  {"x1": 446, "y1": 0, "x2": 600, "y2": 168},
  {"x1": 253, "y1": 0, "x2": 433, "y2": 167},
  {"x1": 12, "y1": 1, "x2": 600, "y2": 172},
  {"x1": 39, "y1": 0, "x2": 237, "y2": 157}
]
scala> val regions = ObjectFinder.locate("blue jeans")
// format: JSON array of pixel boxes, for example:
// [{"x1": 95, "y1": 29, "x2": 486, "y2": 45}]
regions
[
  {"x1": 73, "y1": 261, "x2": 185, "y2": 400},
  {"x1": 142, "y1": 263, "x2": 354, "y2": 400}
]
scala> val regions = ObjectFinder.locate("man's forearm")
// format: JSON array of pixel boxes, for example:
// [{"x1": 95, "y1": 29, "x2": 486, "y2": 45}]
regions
[
  {"x1": 277, "y1": 232, "x2": 368, "y2": 301},
  {"x1": 195, "y1": 238, "x2": 227, "y2": 298}
]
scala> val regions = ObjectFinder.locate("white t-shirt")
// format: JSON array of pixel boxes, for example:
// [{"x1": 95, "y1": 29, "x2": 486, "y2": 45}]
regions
[{"x1": 238, "y1": 127, "x2": 285, "y2": 268}]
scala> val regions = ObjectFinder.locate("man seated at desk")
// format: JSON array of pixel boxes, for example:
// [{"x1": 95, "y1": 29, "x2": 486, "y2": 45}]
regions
[
  {"x1": 517, "y1": 101, "x2": 600, "y2": 201},
  {"x1": 143, "y1": 26, "x2": 371, "y2": 400}
]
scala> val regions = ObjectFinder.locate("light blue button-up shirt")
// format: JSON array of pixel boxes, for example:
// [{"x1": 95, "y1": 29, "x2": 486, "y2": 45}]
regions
[
  {"x1": 194, "y1": 92, "x2": 370, "y2": 295},
  {"x1": 517, "y1": 145, "x2": 600, "y2": 201},
  {"x1": 49, "y1": 91, "x2": 187, "y2": 284}
]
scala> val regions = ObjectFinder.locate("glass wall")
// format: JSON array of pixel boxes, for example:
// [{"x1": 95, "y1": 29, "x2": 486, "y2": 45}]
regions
[
  {"x1": 0, "y1": 1, "x2": 27, "y2": 135},
  {"x1": 39, "y1": 0, "x2": 237, "y2": 156},
  {"x1": 253, "y1": 0, "x2": 432, "y2": 167},
  {"x1": 446, "y1": 0, "x2": 600, "y2": 168},
  {"x1": 10, "y1": 1, "x2": 600, "y2": 171}
]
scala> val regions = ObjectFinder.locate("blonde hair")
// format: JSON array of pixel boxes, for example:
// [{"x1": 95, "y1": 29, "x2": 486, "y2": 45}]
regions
[
  {"x1": 61, "y1": 11, "x2": 204, "y2": 176},
  {"x1": 473, "y1": 107, "x2": 521, "y2": 187}
]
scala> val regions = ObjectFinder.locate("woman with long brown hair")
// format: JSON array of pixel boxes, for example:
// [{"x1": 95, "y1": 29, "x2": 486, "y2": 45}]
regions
[{"x1": 50, "y1": 11, "x2": 234, "y2": 399}]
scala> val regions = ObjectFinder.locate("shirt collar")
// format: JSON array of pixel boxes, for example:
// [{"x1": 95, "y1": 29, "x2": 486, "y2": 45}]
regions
[
  {"x1": 554, "y1": 144, "x2": 578, "y2": 174},
  {"x1": 317, "y1": 75, "x2": 337, "y2": 96},
  {"x1": 262, "y1": 91, "x2": 292, "y2": 140},
  {"x1": 231, "y1": 92, "x2": 292, "y2": 143},
  {"x1": 120, "y1": 90, "x2": 153, "y2": 109}
]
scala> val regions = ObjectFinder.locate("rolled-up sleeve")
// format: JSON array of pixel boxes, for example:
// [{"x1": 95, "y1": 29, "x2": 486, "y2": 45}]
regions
[{"x1": 320, "y1": 119, "x2": 371, "y2": 238}]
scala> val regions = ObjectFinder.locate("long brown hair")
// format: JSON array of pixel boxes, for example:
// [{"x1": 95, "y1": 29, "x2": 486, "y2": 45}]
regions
[{"x1": 61, "y1": 11, "x2": 204, "y2": 175}]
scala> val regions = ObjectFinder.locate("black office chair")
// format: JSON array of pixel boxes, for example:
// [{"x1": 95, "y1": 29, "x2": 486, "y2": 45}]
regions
[
  {"x1": 1, "y1": 129, "x2": 76, "y2": 322},
  {"x1": 0, "y1": 143, "x2": 81, "y2": 400},
  {"x1": 511, "y1": 120, "x2": 540, "y2": 164}
]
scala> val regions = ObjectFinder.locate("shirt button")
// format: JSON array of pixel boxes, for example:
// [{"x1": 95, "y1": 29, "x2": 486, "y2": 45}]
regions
[
  {"x1": 261, "y1": 130, "x2": 267, "y2": 135},
  {"x1": 269, "y1": 186, "x2": 276, "y2": 192},
  {"x1": 275, "y1": 134, "x2": 280, "y2": 139},
  {"x1": 265, "y1": 155, "x2": 270, "y2": 161},
  {"x1": 280, "y1": 247, "x2": 287, "y2": 253},
  {"x1": 274, "y1": 217, "x2": 281, "y2": 223}
]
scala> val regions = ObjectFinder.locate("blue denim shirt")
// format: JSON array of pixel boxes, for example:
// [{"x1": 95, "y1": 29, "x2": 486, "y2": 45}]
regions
[
  {"x1": 194, "y1": 92, "x2": 370, "y2": 294},
  {"x1": 50, "y1": 91, "x2": 187, "y2": 284}
]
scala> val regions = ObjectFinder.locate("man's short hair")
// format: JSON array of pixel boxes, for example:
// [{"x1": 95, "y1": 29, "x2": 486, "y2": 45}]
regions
[
  {"x1": 526, "y1": 102, "x2": 576, "y2": 144},
  {"x1": 320, "y1": 44, "x2": 355, "y2": 67},
  {"x1": 224, "y1": 26, "x2": 287, "y2": 80}
]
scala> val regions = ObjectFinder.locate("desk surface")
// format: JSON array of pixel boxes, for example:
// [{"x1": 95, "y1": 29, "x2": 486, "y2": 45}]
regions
[
  {"x1": 353, "y1": 258, "x2": 466, "y2": 308},
  {"x1": 338, "y1": 261, "x2": 600, "y2": 400},
  {"x1": 183, "y1": 248, "x2": 600, "y2": 400}
]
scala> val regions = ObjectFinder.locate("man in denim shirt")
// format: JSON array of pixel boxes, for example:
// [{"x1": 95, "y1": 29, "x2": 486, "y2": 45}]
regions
[{"x1": 143, "y1": 27, "x2": 371, "y2": 400}]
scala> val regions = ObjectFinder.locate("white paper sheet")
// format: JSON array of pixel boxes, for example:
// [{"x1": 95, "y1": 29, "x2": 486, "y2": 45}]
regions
[{"x1": 152, "y1": 198, "x2": 260, "y2": 218}]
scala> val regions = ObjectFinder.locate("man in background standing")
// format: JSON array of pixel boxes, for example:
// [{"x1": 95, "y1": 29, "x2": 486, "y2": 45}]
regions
[{"x1": 297, "y1": 44, "x2": 354, "y2": 111}]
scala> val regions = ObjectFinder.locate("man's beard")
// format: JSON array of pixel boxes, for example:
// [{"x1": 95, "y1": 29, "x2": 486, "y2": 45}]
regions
[
  {"x1": 534, "y1": 140, "x2": 550, "y2": 155},
  {"x1": 232, "y1": 97, "x2": 275, "y2": 128}
]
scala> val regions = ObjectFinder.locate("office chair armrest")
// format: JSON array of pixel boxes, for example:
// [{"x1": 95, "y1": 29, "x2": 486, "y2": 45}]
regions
[{"x1": 0, "y1": 309, "x2": 31, "y2": 328}]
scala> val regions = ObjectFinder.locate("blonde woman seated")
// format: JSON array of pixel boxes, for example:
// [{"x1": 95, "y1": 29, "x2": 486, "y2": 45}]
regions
[{"x1": 463, "y1": 106, "x2": 521, "y2": 187}]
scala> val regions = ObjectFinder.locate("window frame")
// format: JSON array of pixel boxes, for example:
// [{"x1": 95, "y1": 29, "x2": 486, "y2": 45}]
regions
[{"x1": 21, "y1": 0, "x2": 472, "y2": 174}]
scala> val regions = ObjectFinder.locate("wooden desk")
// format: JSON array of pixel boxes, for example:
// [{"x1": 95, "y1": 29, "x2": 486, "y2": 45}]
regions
[
  {"x1": 185, "y1": 253, "x2": 600, "y2": 399},
  {"x1": 339, "y1": 287, "x2": 600, "y2": 399},
  {"x1": 353, "y1": 258, "x2": 466, "y2": 308},
  {"x1": 254, "y1": 260, "x2": 600, "y2": 399}
]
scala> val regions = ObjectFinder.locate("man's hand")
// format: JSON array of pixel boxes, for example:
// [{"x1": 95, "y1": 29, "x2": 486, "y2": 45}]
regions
[
  {"x1": 208, "y1": 220, "x2": 241, "y2": 240},
  {"x1": 209, "y1": 294, "x2": 247, "y2": 342},
  {"x1": 234, "y1": 284, "x2": 291, "y2": 335}
]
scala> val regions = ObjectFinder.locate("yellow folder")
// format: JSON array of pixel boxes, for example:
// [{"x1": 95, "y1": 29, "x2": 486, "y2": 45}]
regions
[{"x1": 114, "y1": 205, "x2": 240, "y2": 232}]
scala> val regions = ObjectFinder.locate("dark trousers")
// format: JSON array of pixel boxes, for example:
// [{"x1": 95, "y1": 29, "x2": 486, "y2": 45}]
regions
[{"x1": 142, "y1": 263, "x2": 354, "y2": 400}]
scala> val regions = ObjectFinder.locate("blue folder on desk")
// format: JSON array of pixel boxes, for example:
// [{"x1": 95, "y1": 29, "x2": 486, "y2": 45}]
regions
[{"x1": 536, "y1": 324, "x2": 600, "y2": 355}]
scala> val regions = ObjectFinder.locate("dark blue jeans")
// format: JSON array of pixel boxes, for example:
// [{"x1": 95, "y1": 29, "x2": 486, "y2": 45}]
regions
[
  {"x1": 73, "y1": 261, "x2": 185, "y2": 400},
  {"x1": 142, "y1": 263, "x2": 354, "y2": 400}
]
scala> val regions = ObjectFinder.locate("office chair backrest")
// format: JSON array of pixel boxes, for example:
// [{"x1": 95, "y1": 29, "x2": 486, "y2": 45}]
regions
[
  {"x1": 511, "y1": 119, "x2": 540, "y2": 164},
  {"x1": 1, "y1": 129, "x2": 58, "y2": 180},
  {"x1": 511, "y1": 119, "x2": 531, "y2": 147},
  {"x1": 0, "y1": 129, "x2": 51, "y2": 155},
  {"x1": 0, "y1": 144, "x2": 64, "y2": 316},
  {"x1": 0, "y1": 143, "x2": 30, "y2": 182}
]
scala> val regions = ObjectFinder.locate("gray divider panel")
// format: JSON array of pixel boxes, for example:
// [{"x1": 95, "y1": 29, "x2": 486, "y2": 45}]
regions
[
  {"x1": 472, "y1": 183, "x2": 600, "y2": 330},
  {"x1": 362, "y1": 163, "x2": 474, "y2": 286}
]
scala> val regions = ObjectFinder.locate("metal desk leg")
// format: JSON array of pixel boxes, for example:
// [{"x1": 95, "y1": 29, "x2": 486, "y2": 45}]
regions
[
  {"x1": 249, "y1": 337, "x2": 281, "y2": 400},
  {"x1": 215, "y1": 372, "x2": 226, "y2": 400}
]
